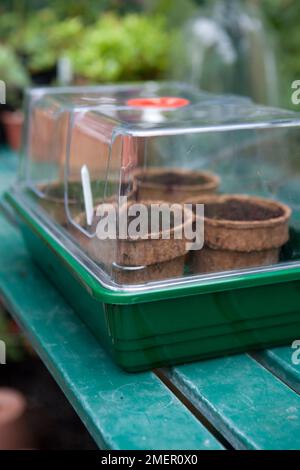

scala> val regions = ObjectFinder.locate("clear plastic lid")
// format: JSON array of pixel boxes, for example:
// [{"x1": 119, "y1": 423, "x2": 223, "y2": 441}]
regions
[{"x1": 16, "y1": 82, "x2": 300, "y2": 289}]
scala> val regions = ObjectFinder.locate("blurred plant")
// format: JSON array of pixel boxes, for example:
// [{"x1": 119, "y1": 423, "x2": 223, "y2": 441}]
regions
[
  {"x1": 0, "y1": 12, "x2": 22, "y2": 41},
  {"x1": 0, "y1": 44, "x2": 30, "y2": 108},
  {"x1": 8, "y1": 8, "x2": 58, "y2": 73},
  {"x1": 48, "y1": 0, "x2": 112, "y2": 21},
  {"x1": 261, "y1": 0, "x2": 300, "y2": 108},
  {"x1": 144, "y1": 0, "x2": 198, "y2": 27},
  {"x1": 30, "y1": 16, "x2": 83, "y2": 74},
  {"x1": 50, "y1": 0, "x2": 144, "y2": 20},
  {"x1": 71, "y1": 13, "x2": 172, "y2": 82},
  {"x1": 7, "y1": 9, "x2": 84, "y2": 77}
]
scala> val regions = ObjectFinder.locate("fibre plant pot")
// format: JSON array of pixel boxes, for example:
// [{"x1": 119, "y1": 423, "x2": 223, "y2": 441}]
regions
[
  {"x1": 0, "y1": 388, "x2": 33, "y2": 450},
  {"x1": 191, "y1": 194, "x2": 291, "y2": 273},
  {"x1": 1, "y1": 111, "x2": 24, "y2": 152},
  {"x1": 37, "y1": 180, "x2": 132, "y2": 226},
  {"x1": 112, "y1": 255, "x2": 186, "y2": 284},
  {"x1": 71, "y1": 200, "x2": 193, "y2": 275},
  {"x1": 116, "y1": 200, "x2": 193, "y2": 267},
  {"x1": 37, "y1": 181, "x2": 77, "y2": 226},
  {"x1": 194, "y1": 246, "x2": 280, "y2": 273},
  {"x1": 133, "y1": 167, "x2": 220, "y2": 203}
]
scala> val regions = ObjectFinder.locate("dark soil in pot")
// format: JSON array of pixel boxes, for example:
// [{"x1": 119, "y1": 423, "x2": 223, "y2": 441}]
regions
[
  {"x1": 134, "y1": 167, "x2": 220, "y2": 202},
  {"x1": 190, "y1": 194, "x2": 291, "y2": 273},
  {"x1": 205, "y1": 199, "x2": 284, "y2": 221}
]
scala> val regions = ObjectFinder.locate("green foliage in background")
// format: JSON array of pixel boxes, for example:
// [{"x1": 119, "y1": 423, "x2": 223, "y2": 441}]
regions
[
  {"x1": 6, "y1": 9, "x2": 84, "y2": 73},
  {"x1": 0, "y1": 44, "x2": 30, "y2": 108},
  {"x1": 262, "y1": 0, "x2": 300, "y2": 107},
  {"x1": 71, "y1": 13, "x2": 171, "y2": 82},
  {"x1": 0, "y1": 45, "x2": 29, "y2": 87},
  {"x1": 8, "y1": 9, "x2": 57, "y2": 71},
  {"x1": 144, "y1": 0, "x2": 198, "y2": 27},
  {"x1": 0, "y1": 0, "x2": 300, "y2": 108},
  {"x1": 0, "y1": 0, "x2": 144, "y2": 22},
  {"x1": 0, "y1": 11, "x2": 21, "y2": 41},
  {"x1": 0, "y1": 5, "x2": 172, "y2": 87}
]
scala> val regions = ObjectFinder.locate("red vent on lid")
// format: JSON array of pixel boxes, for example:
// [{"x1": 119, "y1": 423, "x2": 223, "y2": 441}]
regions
[{"x1": 126, "y1": 97, "x2": 190, "y2": 109}]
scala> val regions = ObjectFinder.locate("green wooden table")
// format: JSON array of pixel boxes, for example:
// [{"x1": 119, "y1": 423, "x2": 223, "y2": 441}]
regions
[{"x1": 0, "y1": 147, "x2": 300, "y2": 450}]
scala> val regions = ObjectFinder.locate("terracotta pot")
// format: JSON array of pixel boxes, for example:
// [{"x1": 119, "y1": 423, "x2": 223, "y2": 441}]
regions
[
  {"x1": 190, "y1": 194, "x2": 291, "y2": 273},
  {"x1": 112, "y1": 255, "x2": 185, "y2": 284},
  {"x1": 71, "y1": 200, "x2": 193, "y2": 272},
  {"x1": 1, "y1": 111, "x2": 24, "y2": 152},
  {"x1": 0, "y1": 388, "x2": 33, "y2": 450},
  {"x1": 29, "y1": 108, "x2": 121, "y2": 180},
  {"x1": 29, "y1": 107, "x2": 57, "y2": 163},
  {"x1": 133, "y1": 167, "x2": 220, "y2": 203},
  {"x1": 73, "y1": 75, "x2": 90, "y2": 85}
]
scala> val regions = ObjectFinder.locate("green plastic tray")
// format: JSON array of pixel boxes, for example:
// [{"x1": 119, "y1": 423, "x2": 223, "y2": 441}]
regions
[{"x1": 6, "y1": 190, "x2": 300, "y2": 371}]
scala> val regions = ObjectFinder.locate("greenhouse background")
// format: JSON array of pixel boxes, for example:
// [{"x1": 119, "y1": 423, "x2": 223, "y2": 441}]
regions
[
  {"x1": 0, "y1": 0, "x2": 300, "y2": 452},
  {"x1": 0, "y1": 0, "x2": 300, "y2": 106}
]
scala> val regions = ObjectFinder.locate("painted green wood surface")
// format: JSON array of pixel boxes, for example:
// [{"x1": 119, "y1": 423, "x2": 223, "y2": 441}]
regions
[
  {"x1": 0, "y1": 212, "x2": 223, "y2": 450},
  {"x1": 166, "y1": 354, "x2": 300, "y2": 450},
  {"x1": 253, "y1": 347, "x2": 300, "y2": 394},
  {"x1": 0, "y1": 147, "x2": 17, "y2": 189}
]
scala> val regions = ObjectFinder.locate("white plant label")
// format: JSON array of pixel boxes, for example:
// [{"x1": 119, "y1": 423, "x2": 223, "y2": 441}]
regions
[{"x1": 81, "y1": 164, "x2": 94, "y2": 226}]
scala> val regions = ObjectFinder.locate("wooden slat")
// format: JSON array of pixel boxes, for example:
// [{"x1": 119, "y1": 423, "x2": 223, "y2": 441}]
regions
[
  {"x1": 252, "y1": 347, "x2": 300, "y2": 394},
  {"x1": 165, "y1": 354, "x2": 300, "y2": 450},
  {"x1": 0, "y1": 211, "x2": 223, "y2": 450}
]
